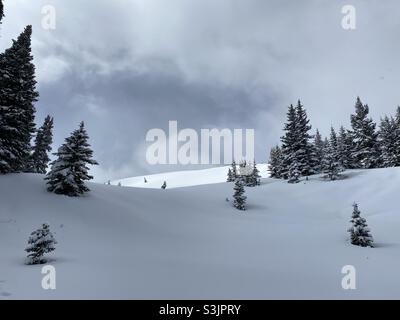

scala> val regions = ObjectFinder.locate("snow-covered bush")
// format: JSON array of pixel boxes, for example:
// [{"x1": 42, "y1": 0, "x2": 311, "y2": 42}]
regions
[
  {"x1": 25, "y1": 223, "x2": 57, "y2": 265},
  {"x1": 348, "y1": 203, "x2": 373, "y2": 247}
]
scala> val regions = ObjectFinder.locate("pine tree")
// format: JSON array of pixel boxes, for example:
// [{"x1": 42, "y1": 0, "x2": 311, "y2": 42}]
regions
[
  {"x1": 227, "y1": 168, "x2": 234, "y2": 182},
  {"x1": 25, "y1": 223, "x2": 57, "y2": 265},
  {"x1": 329, "y1": 127, "x2": 338, "y2": 152},
  {"x1": 268, "y1": 145, "x2": 283, "y2": 178},
  {"x1": 287, "y1": 160, "x2": 301, "y2": 183},
  {"x1": 295, "y1": 100, "x2": 314, "y2": 176},
  {"x1": 251, "y1": 160, "x2": 261, "y2": 186},
  {"x1": 161, "y1": 181, "x2": 167, "y2": 189},
  {"x1": 0, "y1": 0, "x2": 4, "y2": 24},
  {"x1": 233, "y1": 179, "x2": 246, "y2": 210},
  {"x1": 313, "y1": 129, "x2": 324, "y2": 173},
  {"x1": 28, "y1": 115, "x2": 54, "y2": 173},
  {"x1": 349, "y1": 97, "x2": 379, "y2": 169},
  {"x1": 231, "y1": 160, "x2": 237, "y2": 180},
  {"x1": 378, "y1": 115, "x2": 397, "y2": 167},
  {"x1": 336, "y1": 126, "x2": 353, "y2": 169},
  {"x1": 393, "y1": 107, "x2": 400, "y2": 166},
  {"x1": 281, "y1": 101, "x2": 313, "y2": 180},
  {"x1": 281, "y1": 104, "x2": 298, "y2": 179},
  {"x1": 0, "y1": 26, "x2": 39, "y2": 173},
  {"x1": 45, "y1": 122, "x2": 98, "y2": 196},
  {"x1": 322, "y1": 136, "x2": 343, "y2": 181},
  {"x1": 348, "y1": 203, "x2": 373, "y2": 247}
]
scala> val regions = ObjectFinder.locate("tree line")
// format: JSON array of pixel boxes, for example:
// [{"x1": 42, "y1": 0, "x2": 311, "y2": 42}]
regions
[
  {"x1": 0, "y1": 1, "x2": 97, "y2": 196},
  {"x1": 269, "y1": 97, "x2": 400, "y2": 182}
]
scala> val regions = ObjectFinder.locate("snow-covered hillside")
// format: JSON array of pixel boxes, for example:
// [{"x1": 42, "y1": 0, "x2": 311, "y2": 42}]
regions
[
  {"x1": 112, "y1": 164, "x2": 270, "y2": 189},
  {"x1": 1, "y1": 168, "x2": 400, "y2": 299}
]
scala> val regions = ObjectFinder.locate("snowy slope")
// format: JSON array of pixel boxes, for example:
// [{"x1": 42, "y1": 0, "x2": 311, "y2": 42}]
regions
[
  {"x1": 1, "y1": 168, "x2": 400, "y2": 299},
  {"x1": 112, "y1": 164, "x2": 270, "y2": 189}
]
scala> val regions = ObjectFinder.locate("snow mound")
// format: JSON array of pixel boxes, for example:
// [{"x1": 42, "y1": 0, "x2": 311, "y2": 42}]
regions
[
  {"x1": 1, "y1": 167, "x2": 400, "y2": 299},
  {"x1": 112, "y1": 164, "x2": 270, "y2": 189}
]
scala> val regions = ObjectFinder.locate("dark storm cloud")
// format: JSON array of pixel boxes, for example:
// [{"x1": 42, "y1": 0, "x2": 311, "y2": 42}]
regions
[{"x1": 2, "y1": 0, "x2": 400, "y2": 180}]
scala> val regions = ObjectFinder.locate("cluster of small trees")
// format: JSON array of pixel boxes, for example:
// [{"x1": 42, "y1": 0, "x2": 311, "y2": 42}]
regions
[
  {"x1": 227, "y1": 160, "x2": 261, "y2": 210},
  {"x1": 227, "y1": 160, "x2": 261, "y2": 187},
  {"x1": 0, "y1": 3, "x2": 97, "y2": 197},
  {"x1": 269, "y1": 97, "x2": 400, "y2": 182}
]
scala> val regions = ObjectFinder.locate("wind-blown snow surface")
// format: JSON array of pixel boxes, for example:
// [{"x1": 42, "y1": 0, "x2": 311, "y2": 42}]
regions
[
  {"x1": 112, "y1": 164, "x2": 269, "y2": 189},
  {"x1": 1, "y1": 168, "x2": 400, "y2": 299}
]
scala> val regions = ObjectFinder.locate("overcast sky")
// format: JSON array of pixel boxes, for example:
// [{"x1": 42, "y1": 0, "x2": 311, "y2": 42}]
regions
[{"x1": 1, "y1": 0, "x2": 400, "y2": 181}]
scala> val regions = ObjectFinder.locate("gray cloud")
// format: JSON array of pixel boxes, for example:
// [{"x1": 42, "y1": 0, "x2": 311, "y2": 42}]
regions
[{"x1": 1, "y1": 0, "x2": 400, "y2": 181}]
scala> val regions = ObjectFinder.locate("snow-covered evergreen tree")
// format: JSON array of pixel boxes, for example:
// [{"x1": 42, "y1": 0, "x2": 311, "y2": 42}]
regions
[
  {"x1": 281, "y1": 101, "x2": 313, "y2": 179},
  {"x1": 233, "y1": 179, "x2": 246, "y2": 210},
  {"x1": 349, "y1": 97, "x2": 379, "y2": 169},
  {"x1": 238, "y1": 160, "x2": 255, "y2": 186},
  {"x1": 295, "y1": 100, "x2": 314, "y2": 176},
  {"x1": 161, "y1": 181, "x2": 167, "y2": 189},
  {"x1": 280, "y1": 104, "x2": 297, "y2": 179},
  {"x1": 322, "y1": 135, "x2": 343, "y2": 181},
  {"x1": 268, "y1": 145, "x2": 283, "y2": 178},
  {"x1": 250, "y1": 160, "x2": 261, "y2": 186},
  {"x1": 329, "y1": 127, "x2": 338, "y2": 152},
  {"x1": 336, "y1": 126, "x2": 353, "y2": 169},
  {"x1": 348, "y1": 203, "x2": 373, "y2": 247},
  {"x1": 0, "y1": 26, "x2": 39, "y2": 173},
  {"x1": 231, "y1": 160, "x2": 237, "y2": 180},
  {"x1": 313, "y1": 129, "x2": 324, "y2": 173},
  {"x1": 287, "y1": 160, "x2": 301, "y2": 183},
  {"x1": 28, "y1": 115, "x2": 54, "y2": 174},
  {"x1": 227, "y1": 168, "x2": 234, "y2": 182},
  {"x1": 45, "y1": 122, "x2": 98, "y2": 197},
  {"x1": 393, "y1": 107, "x2": 400, "y2": 166},
  {"x1": 25, "y1": 223, "x2": 57, "y2": 265},
  {"x1": 0, "y1": 0, "x2": 4, "y2": 24},
  {"x1": 378, "y1": 115, "x2": 397, "y2": 167}
]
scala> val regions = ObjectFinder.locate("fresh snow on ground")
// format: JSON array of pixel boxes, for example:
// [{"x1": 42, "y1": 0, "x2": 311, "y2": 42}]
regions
[
  {"x1": 112, "y1": 164, "x2": 269, "y2": 189},
  {"x1": 1, "y1": 167, "x2": 400, "y2": 299}
]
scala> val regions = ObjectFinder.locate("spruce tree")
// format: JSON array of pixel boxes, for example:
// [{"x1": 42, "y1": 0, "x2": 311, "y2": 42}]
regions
[
  {"x1": 313, "y1": 129, "x2": 324, "y2": 173},
  {"x1": 378, "y1": 115, "x2": 397, "y2": 167},
  {"x1": 336, "y1": 126, "x2": 353, "y2": 169},
  {"x1": 233, "y1": 179, "x2": 246, "y2": 210},
  {"x1": 281, "y1": 104, "x2": 297, "y2": 179},
  {"x1": 0, "y1": 26, "x2": 38, "y2": 173},
  {"x1": 251, "y1": 160, "x2": 261, "y2": 186},
  {"x1": 230, "y1": 160, "x2": 237, "y2": 180},
  {"x1": 322, "y1": 137, "x2": 342, "y2": 181},
  {"x1": 227, "y1": 168, "x2": 234, "y2": 182},
  {"x1": 295, "y1": 100, "x2": 314, "y2": 176},
  {"x1": 161, "y1": 181, "x2": 167, "y2": 189},
  {"x1": 349, "y1": 97, "x2": 379, "y2": 169},
  {"x1": 28, "y1": 115, "x2": 54, "y2": 174},
  {"x1": 287, "y1": 160, "x2": 301, "y2": 183},
  {"x1": 45, "y1": 122, "x2": 98, "y2": 196},
  {"x1": 281, "y1": 101, "x2": 313, "y2": 180},
  {"x1": 269, "y1": 145, "x2": 283, "y2": 178},
  {"x1": 348, "y1": 203, "x2": 373, "y2": 247},
  {"x1": 25, "y1": 223, "x2": 57, "y2": 265},
  {"x1": 0, "y1": 0, "x2": 4, "y2": 24}
]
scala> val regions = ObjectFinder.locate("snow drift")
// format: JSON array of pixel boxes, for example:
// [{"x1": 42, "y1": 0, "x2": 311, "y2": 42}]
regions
[{"x1": 1, "y1": 167, "x2": 400, "y2": 299}]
